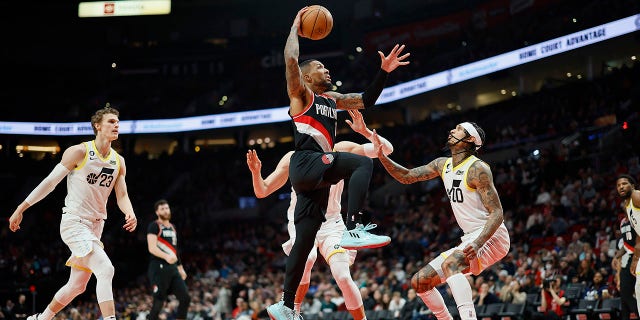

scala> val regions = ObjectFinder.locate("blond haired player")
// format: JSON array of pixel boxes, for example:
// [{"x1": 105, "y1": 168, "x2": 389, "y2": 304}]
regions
[
  {"x1": 247, "y1": 110, "x2": 393, "y2": 320},
  {"x1": 9, "y1": 107, "x2": 138, "y2": 320}
]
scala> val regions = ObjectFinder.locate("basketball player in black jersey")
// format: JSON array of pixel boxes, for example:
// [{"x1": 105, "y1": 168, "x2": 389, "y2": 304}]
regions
[
  {"x1": 267, "y1": 6, "x2": 410, "y2": 320},
  {"x1": 146, "y1": 199, "x2": 190, "y2": 320}
]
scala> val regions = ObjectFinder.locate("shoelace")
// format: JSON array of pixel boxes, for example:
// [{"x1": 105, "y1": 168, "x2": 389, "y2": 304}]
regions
[{"x1": 356, "y1": 223, "x2": 378, "y2": 231}]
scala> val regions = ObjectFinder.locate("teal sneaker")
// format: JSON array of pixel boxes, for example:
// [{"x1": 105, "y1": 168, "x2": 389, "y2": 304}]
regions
[
  {"x1": 339, "y1": 223, "x2": 391, "y2": 249},
  {"x1": 267, "y1": 301, "x2": 303, "y2": 320}
]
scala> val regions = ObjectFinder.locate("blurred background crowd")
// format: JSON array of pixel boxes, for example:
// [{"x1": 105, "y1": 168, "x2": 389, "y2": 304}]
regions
[{"x1": 1, "y1": 0, "x2": 639, "y2": 319}]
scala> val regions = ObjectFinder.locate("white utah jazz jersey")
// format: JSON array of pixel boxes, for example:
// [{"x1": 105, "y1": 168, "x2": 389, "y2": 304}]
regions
[
  {"x1": 287, "y1": 180, "x2": 344, "y2": 222},
  {"x1": 441, "y1": 155, "x2": 490, "y2": 234},
  {"x1": 626, "y1": 199, "x2": 640, "y2": 236},
  {"x1": 63, "y1": 141, "x2": 120, "y2": 220}
]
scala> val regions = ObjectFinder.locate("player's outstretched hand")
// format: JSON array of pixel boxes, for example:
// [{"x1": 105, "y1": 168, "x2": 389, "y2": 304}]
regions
[
  {"x1": 379, "y1": 44, "x2": 410, "y2": 73},
  {"x1": 345, "y1": 110, "x2": 369, "y2": 136},
  {"x1": 246, "y1": 149, "x2": 262, "y2": 174}
]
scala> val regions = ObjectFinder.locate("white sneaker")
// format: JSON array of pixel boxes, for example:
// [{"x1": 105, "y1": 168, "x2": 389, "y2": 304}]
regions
[
  {"x1": 339, "y1": 223, "x2": 391, "y2": 249},
  {"x1": 26, "y1": 314, "x2": 40, "y2": 320},
  {"x1": 267, "y1": 301, "x2": 303, "y2": 320}
]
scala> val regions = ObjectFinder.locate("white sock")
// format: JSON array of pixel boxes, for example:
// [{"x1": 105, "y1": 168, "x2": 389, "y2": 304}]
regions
[
  {"x1": 39, "y1": 307, "x2": 56, "y2": 320},
  {"x1": 103, "y1": 316, "x2": 116, "y2": 320},
  {"x1": 445, "y1": 273, "x2": 476, "y2": 320},
  {"x1": 416, "y1": 288, "x2": 453, "y2": 320}
]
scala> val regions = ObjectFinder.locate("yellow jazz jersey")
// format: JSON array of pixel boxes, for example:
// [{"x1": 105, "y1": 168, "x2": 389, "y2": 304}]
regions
[
  {"x1": 441, "y1": 155, "x2": 490, "y2": 234},
  {"x1": 62, "y1": 140, "x2": 120, "y2": 220}
]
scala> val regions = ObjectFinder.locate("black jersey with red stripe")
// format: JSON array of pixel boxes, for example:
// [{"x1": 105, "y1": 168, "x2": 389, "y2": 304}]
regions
[
  {"x1": 620, "y1": 217, "x2": 636, "y2": 254},
  {"x1": 290, "y1": 93, "x2": 338, "y2": 153},
  {"x1": 147, "y1": 220, "x2": 180, "y2": 264}
]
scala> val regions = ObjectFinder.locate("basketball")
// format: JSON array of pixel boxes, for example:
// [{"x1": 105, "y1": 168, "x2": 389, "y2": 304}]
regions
[{"x1": 300, "y1": 5, "x2": 333, "y2": 40}]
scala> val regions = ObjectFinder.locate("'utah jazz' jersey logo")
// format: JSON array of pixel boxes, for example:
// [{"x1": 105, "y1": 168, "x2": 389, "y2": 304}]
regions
[
  {"x1": 86, "y1": 167, "x2": 115, "y2": 188},
  {"x1": 447, "y1": 179, "x2": 464, "y2": 203}
]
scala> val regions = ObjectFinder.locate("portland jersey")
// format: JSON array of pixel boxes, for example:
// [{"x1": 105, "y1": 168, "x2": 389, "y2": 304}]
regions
[
  {"x1": 626, "y1": 199, "x2": 640, "y2": 237},
  {"x1": 287, "y1": 180, "x2": 345, "y2": 222},
  {"x1": 441, "y1": 155, "x2": 496, "y2": 234},
  {"x1": 619, "y1": 217, "x2": 635, "y2": 254},
  {"x1": 291, "y1": 93, "x2": 337, "y2": 152},
  {"x1": 147, "y1": 220, "x2": 180, "y2": 265},
  {"x1": 63, "y1": 140, "x2": 120, "y2": 220}
]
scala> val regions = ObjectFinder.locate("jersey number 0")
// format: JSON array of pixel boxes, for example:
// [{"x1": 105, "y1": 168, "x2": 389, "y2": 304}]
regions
[{"x1": 447, "y1": 179, "x2": 464, "y2": 203}]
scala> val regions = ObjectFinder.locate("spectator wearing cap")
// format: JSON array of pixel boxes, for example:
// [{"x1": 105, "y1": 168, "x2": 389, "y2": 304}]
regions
[{"x1": 494, "y1": 269, "x2": 510, "y2": 294}]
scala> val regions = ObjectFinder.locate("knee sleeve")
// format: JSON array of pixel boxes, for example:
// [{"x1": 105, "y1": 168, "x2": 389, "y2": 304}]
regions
[
  {"x1": 53, "y1": 269, "x2": 92, "y2": 306},
  {"x1": 300, "y1": 250, "x2": 317, "y2": 284},
  {"x1": 87, "y1": 245, "x2": 115, "y2": 303},
  {"x1": 330, "y1": 258, "x2": 362, "y2": 310},
  {"x1": 417, "y1": 288, "x2": 452, "y2": 320}
]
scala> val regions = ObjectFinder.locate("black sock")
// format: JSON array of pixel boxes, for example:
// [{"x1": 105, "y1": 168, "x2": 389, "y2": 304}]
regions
[{"x1": 283, "y1": 290, "x2": 296, "y2": 309}]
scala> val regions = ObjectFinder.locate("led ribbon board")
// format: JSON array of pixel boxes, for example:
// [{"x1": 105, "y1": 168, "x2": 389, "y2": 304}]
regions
[{"x1": 2, "y1": 14, "x2": 638, "y2": 135}]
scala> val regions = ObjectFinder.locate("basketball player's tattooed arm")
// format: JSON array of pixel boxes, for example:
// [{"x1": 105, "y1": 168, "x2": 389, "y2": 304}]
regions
[
  {"x1": 326, "y1": 44, "x2": 410, "y2": 110},
  {"x1": 370, "y1": 130, "x2": 446, "y2": 183},
  {"x1": 285, "y1": 7, "x2": 313, "y2": 116},
  {"x1": 467, "y1": 160, "x2": 504, "y2": 247}
]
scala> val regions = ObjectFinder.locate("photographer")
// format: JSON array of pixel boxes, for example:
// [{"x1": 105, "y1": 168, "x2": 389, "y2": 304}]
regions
[{"x1": 536, "y1": 277, "x2": 566, "y2": 320}]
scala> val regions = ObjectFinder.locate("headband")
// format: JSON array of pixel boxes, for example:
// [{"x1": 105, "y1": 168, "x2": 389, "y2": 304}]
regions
[{"x1": 460, "y1": 122, "x2": 483, "y2": 150}]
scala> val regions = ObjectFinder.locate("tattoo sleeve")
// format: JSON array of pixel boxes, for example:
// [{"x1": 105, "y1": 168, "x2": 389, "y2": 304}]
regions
[
  {"x1": 326, "y1": 92, "x2": 364, "y2": 110},
  {"x1": 469, "y1": 161, "x2": 504, "y2": 244},
  {"x1": 377, "y1": 154, "x2": 445, "y2": 184},
  {"x1": 284, "y1": 26, "x2": 305, "y2": 99}
]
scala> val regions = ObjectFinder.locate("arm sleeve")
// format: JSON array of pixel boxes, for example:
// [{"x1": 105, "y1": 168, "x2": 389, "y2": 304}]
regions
[
  {"x1": 362, "y1": 136, "x2": 393, "y2": 158},
  {"x1": 25, "y1": 163, "x2": 70, "y2": 205},
  {"x1": 361, "y1": 69, "x2": 389, "y2": 108}
]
